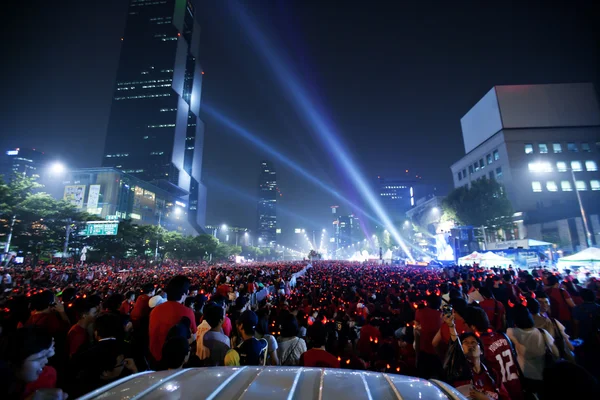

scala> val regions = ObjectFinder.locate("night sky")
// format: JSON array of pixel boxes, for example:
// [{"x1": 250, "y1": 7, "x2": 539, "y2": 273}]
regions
[{"x1": 1, "y1": 0, "x2": 597, "y2": 244}]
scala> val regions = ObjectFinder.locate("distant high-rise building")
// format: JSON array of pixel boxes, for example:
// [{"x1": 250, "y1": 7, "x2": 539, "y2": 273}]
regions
[
  {"x1": 257, "y1": 161, "x2": 277, "y2": 247},
  {"x1": 334, "y1": 213, "x2": 362, "y2": 249},
  {"x1": 0, "y1": 148, "x2": 48, "y2": 180},
  {"x1": 378, "y1": 176, "x2": 415, "y2": 222},
  {"x1": 102, "y1": 0, "x2": 206, "y2": 232}
]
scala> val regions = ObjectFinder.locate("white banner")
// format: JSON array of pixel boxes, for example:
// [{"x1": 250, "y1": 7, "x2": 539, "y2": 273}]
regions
[{"x1": 87, "y1": 184, "x2": 101, "y2": 210}]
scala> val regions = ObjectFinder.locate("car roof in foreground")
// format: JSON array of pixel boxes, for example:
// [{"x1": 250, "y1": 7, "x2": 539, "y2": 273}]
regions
[{"x1": 78, "y1": 366, "x2": 466, "y2": 400}]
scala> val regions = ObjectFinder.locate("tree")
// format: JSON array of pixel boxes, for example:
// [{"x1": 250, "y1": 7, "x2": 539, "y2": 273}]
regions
[{"x1": 443, "y1": 179, "x2": 513, "y2": 228}]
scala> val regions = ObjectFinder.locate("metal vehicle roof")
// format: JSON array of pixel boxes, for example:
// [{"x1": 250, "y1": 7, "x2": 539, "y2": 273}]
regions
[{"x1": 78, "y1": 367, "x2": 466, "y2": 400}]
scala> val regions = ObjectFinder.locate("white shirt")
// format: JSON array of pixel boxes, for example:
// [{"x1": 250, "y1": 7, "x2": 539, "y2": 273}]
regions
[
  {"x1": 507, "y1": 327, "x2": 555, "y2": 381},
  {"x1": 277, "y1": 337, "x2": 307, "y2": 366},
  {"x1": 467, "y1": 290, "x2": 484, "y2": 304}
]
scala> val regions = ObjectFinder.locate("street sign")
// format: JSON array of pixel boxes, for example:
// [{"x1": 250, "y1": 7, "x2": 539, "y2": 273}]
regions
[{"x1": 82, "y1": 222, "x2": 119, "y2": 236}]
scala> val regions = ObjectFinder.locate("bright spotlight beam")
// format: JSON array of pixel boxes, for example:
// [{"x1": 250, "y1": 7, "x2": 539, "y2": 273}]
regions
[{"x1": 228, "y1": 2, "x2": 414, "y2": 260}]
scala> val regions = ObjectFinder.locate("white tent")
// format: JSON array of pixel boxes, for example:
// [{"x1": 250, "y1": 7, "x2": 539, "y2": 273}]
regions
[
  {"x1": 458, "y1": 251, "x2": 512, "y2": 268},
  {"x1": 557, "y1": 247, "x2": 600, "y2": 269}
]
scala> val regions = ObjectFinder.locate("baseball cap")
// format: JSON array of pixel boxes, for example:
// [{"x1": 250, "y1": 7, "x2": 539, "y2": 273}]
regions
[
  {"x1": 149, "y1": 295, "x2": 166, "y2": 308},
  {"x1": 238, "y1": 310, "x2": 258, "y2": 329}
]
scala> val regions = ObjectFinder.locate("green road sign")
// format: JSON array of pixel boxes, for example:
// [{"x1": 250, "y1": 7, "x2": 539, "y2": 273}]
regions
[{"x1": 83, "y1": 222, "x2": 119, "y2": 236}]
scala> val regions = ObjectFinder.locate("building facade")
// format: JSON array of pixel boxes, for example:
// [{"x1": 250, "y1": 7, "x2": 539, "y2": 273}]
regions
[
  {"x1": 257, "y1": 161, "x2": 277, "y2": 247},
  {"x1": 102, "y1": 0, "x2": 206, "y2": 232},
  {"x1": 451, "y1": 83, "x2": 600, "y2": 251},
  {"x1": 0, "y1": 148, "x2": 48, "y2": 180},
  {"x1": 377, "y1": 176, "x2": 415, "y2": 222},
  {"x1": 43, "y1": 167, "x2": 194, "y2": 234}
]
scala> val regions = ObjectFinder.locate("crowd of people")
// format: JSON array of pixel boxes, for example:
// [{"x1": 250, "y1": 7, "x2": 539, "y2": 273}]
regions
[{"x1": 0, "y1": 259, "x2": 599, "y2": 399}]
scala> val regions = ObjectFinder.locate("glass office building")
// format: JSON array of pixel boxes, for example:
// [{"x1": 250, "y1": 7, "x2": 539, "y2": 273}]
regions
[{"x1": 103, "y1": 0, "x2": 206, "y2": 232}]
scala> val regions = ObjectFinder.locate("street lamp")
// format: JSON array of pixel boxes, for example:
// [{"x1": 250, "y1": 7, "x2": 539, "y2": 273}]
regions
[
  {"x1": 49, "y1": 161, "x2": 66, "y2": 175},
  {"x1": 221, "y1": 224, "x2": 228, "y2": 231},
  {"x1": 432, "y1": 207, "x2": 439, "y2": 213}
]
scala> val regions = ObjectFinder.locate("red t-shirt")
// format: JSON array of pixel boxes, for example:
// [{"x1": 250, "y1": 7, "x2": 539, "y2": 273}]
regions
[
  {"x1": 22, "y1": 366, "x2": 57, "y2": 400},
  {"x1": 545, "y1": 287, "x2": 572, "y2": 322},
  {"x1": 415, "y1": 307, "x2": 442, "y2": 355},
  {"x1": 222, "y1": 316, "x2": 232, "y2": 337},
  {"x1": 67, "y1": 324, "x2": 88, "y2": 357},
  {"x1": 300, "y1": 349, "x2": 340, "y2": 368},
  {"x1": 454, "y1": 365, "x2": 510, "y2": 400},
  {"x1": 149, "y1": 301, "x2": 197, "y2": 361},
  {"x1": 480, "y1": 299, "x2": 505, "y2": 331},
  {"x1": 440, "y1": 318, "x2": 469, "y2": 344},
  {"x1": 479, "y1": 332, "x2": 522, "y2": 400},
  {"x1": 131, "y1": 294, "x2": 151, "y2": 324},
  {"x1": 26, "y1": 312, "x2": 68, "y2": 338},
  {"x1": 119, "y1": 300, "x2": 133, "y2": 316},
  {"x1": 358, "y1": 324, "x2": 381, "y2": 355}
]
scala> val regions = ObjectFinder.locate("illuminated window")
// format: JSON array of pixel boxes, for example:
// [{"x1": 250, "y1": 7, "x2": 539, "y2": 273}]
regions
[
  {"x1": 585, "y1": 160, "x2": 597, "y2": 171},
  {"x1": 591, "y1": 180, "x2": 600, "y2": 191},
  {"x1": 147, "y1": 124, "x2": 175, "y2": 128},
  {"x1": 561, "y1": 181, "x2": 572, "y2": 191},
  {"x1": 486, "y1": 154, "x2": 492, "y2": 165},
  {"x1": 525, "y1": 144, "x2": 534, "y2": 154},
  {"x1": 567, "y1": 143, "x2": 578, "y2": 152},
  {"x1": 553, "y1": 143, "x2": 562, "y2": 153},
  {"x1": 479, "y1": 159, "x2": 485, "y2": 169},
  {"x1": 531, "y1": 181, "x2": 542, "y2": 192},
  {"x1": 571, "y1": 161, "x2": 583, "y2": 172},
  {"x1": 546, "y1": 181, "x2": 558, "y2": 192},
  {"x1": 496, "y1": 167, "x2": 502, "y2": 178},
  {"x1": 576, "y1": 181, "x2": 587, "y2": 191},
  {"x1": 539, "y1": 144, "x2": 548, "y2": 154},
  {"x1": 529, "y1": 162, "x2": 552, "y2": 172},
  {"x1": 581, "y1": 143, "x2": 591, "y2": 152},
  {"x1": 493, "y1": 150, "x2": 499, "y2": 161},
  {"x1": 556, "y1": 161, "x2": 567, "y2": 172},
  {"x1": 474, "y1": 162, "x2": 480, "y2": 172}
]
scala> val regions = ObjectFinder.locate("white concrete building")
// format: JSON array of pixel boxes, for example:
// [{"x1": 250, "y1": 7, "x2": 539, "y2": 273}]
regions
[{"x1": 451, "y1": 83, "x2": 600, "y2": 251}]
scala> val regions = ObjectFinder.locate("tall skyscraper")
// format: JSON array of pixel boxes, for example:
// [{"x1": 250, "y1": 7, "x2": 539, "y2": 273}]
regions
[
  {"x1": 378, "y1": 176, "x2": 415, "y2": 222},
  {"x1": 257, "y1": 161, "x2": 277, "y2": 247},
  {"x1": 103, "y1": 0, "x2": 206, "y2": 232},
  {"x1": 0, "y1": 148, "x2": 48, "y2": 180}
]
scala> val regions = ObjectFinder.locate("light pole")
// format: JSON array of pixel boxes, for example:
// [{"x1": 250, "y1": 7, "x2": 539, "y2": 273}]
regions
[
  {"x1": 570, "y1": 168, "x2": 593, "y2": 247},
  {"x1": 531, "y1": 163, "x2": 593, "y2": 248},
  {"x1": 155, "y1": 209, "x2": 162, "y2": 260}
]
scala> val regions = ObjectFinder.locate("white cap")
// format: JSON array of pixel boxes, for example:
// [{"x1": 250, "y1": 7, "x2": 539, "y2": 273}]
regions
[{"x1": 149, "y1": 295, "x2": 166, "y2": 308}]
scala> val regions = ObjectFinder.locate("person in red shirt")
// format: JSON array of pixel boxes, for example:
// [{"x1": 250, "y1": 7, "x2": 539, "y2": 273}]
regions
[
  {"x1": 25, "y1": 290, "x2": 70, "y2": 339},
  {"x1": 0, "y1": 326, "x2": 67, "y2": 400},
  {"x1": 300, "y1": 322, "x2": 340, "y2": 368},
  {"x1": 545, "y1": 275, "x2": 575, "y2": 332},
  {"x1": 478, "y1": 287, "x2": 506, "y2": 332},
  {"x1": 119, "y1": 291, "x2": 135, "y2": 316},
  {"x1": 357, "y1": 314, "x2": 381, "y2": 359},
  {"x1": 149, "y1": 276, "x2": 197, "y2": 365},
  {"x1": 68, "y1": 296, "x2": 99, "y2": 357},
  {"x1": 433, "y1": 298, "x2": 470, "y2": 355},
  {"x1": 130, "y1": 283, "x2": 155, "y2": 330},
  {"x1": 465, "y1": 306, "x2": 523, "y2": 400},
  {"x1": 414, "y1": 294, "x2": 442, "y2": 379}
]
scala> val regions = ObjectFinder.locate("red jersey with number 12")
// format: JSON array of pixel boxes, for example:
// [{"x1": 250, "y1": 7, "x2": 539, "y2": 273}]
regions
[{"x1": 480, "y1": 332, "x2": 523, "y2": 400}]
